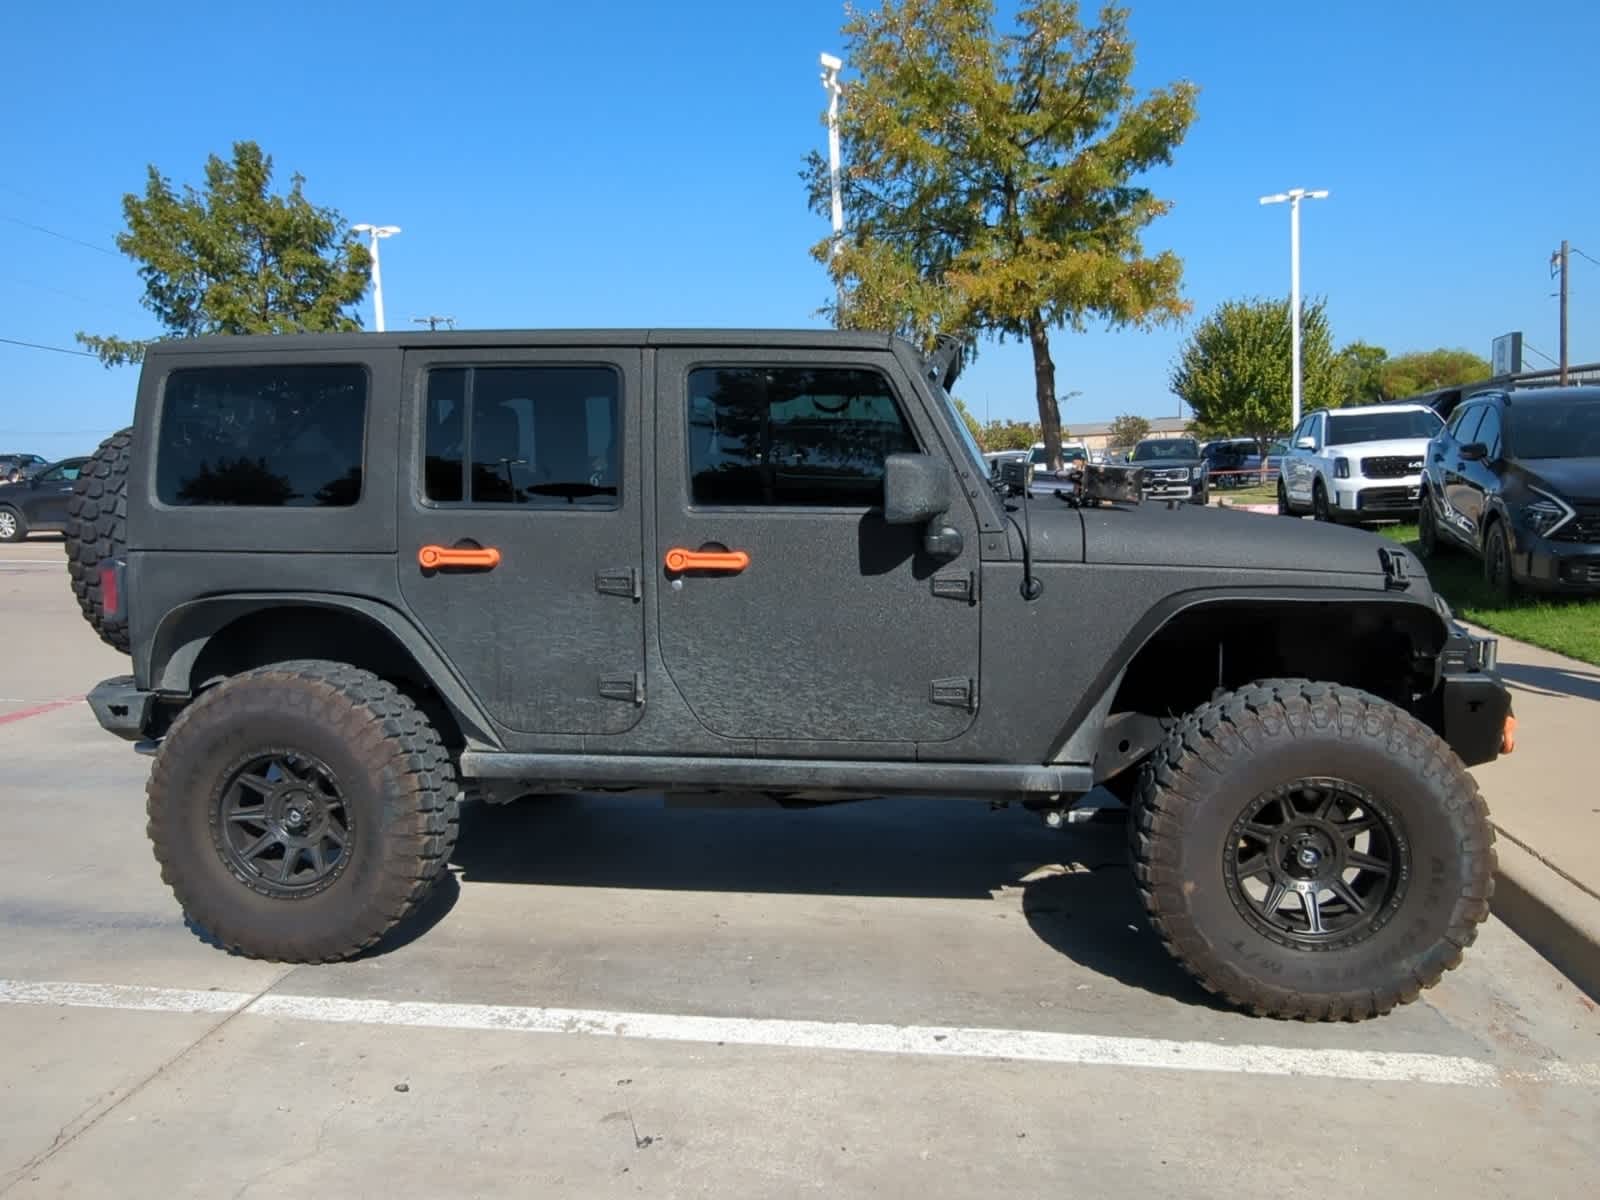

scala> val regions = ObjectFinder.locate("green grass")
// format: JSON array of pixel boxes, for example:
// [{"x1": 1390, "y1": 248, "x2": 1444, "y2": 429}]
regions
[
  {"x1": 1215, "y1": 482, "x2": 1279, "y2": 505},
  {"x1": 1380, "y1": 525, "x2": 1600, "y2": 666}
]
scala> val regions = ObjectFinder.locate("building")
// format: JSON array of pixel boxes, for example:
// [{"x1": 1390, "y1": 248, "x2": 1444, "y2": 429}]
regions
[{"x1": 1067, "y1": 416, "x2": 1192, "y2": 457}]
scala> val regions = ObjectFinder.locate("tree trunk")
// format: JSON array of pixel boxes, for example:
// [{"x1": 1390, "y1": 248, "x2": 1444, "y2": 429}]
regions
[{"x1": 1027, "y1": 313, "x2": 1062, "y2": 470}]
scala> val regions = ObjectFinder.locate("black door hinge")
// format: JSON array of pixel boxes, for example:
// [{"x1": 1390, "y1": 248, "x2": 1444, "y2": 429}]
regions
[
  {"x1": 599, "y1": 671, "x2": 645, "y2": 705},
  {"x1": 930, "y1": 677, "x2": 976, "y2": 713},
  {"x1": 931, "y1": 570, "x2": 977, "y2": 604},
  {"x1": 596, "y1": 566, "x2": 642, "y2": 600}
]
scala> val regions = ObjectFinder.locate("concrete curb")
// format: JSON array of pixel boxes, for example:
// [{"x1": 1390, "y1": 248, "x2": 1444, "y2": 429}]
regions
[{"x1": 1490, "y1": 832, "x2": 1600, "y2": 1003}]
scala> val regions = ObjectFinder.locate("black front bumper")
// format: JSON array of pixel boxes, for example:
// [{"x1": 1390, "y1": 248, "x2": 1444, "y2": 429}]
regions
[
  {"x1": 1435, "y1": 627, "x2": 1512, "y2": 768},
  {"x1": 1514, "y1": 530, "x2": 1600, "y2": 593},
  {"x1": 87, "y1": 676, "x2": 156, "y2": 742}
]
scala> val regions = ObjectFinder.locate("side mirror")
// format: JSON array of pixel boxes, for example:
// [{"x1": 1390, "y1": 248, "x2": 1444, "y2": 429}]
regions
[
  {"x1": 1295, "y1": 436, "x2": 1317, "y2": 451},
  {"x1": 883, "y1": 453, "x2": 961, "y2": 560},
  {"x1": 1459, "y1": 442, "x2": 1489, "y2": 462}
]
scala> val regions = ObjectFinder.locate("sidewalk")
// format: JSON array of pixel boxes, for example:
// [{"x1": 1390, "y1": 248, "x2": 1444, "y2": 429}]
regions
[{"x1": 1469, "y1": 626, "x2": 1600, "y2": 1001}]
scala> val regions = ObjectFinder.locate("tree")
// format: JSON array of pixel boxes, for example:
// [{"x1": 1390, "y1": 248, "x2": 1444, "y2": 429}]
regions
[
  {"x1": 1170, "y1": 297, "x2": 1337, "y2": 450},
  {"x1": 77, "y1": 141, "x2": 371, "y2": 366},
  {"x1": 804, "y1": 0, "x2": 1197, "y2": 470},
  {"x1": 950, "y1": 395, "x2": 986, "y2": 444},
  {"x1": 1107, "y1": 413, "x2": 1151, "y2": 450},
  {"x1": 1378, "y1": 349, "x2": 1491, "y2": 400},
  {"x1": 980, "y1": 418, "x2": 1043, "y2": 450},
  {"x1": 1336, "y1": 341, "x2": 1388, "y2": 407}
]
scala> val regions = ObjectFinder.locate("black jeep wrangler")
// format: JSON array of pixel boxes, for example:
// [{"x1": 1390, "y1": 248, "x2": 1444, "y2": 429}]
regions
[{"x1": 68, "y1": 330, "x2": 1510, "y2": 1021}]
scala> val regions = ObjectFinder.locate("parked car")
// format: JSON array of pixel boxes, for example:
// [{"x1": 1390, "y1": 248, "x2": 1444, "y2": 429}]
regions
[
  {"x1": 69, "y1": 328, "x2": 1508, "y2": 1021},
  {"x1": 1128, "y1": 436, "x2": 1208, "y2": 503},
  {"x1": 0, "y1": 452, "x2": 48, "y2": 484},
  {"x1": 0, "y1": 456, "x2": 90, "y2": 541},
  {"x1": 1417, "y1": 386, "x2": 1600, "y2": 595},
  {"x1": 1278, "y1": 404, "x2": 1442, "y2": 523},
  {"x1": 1201, "y1": 437, "x2": 1261, "y2": 487}
]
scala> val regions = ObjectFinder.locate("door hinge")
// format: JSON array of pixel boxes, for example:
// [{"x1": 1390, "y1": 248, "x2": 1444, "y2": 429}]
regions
[
  {"x1": 599, "y1": 671, "x2": 645, "y2": 705},
  {"x1": 596, "y1": 566, "x2": 642, "y2": 600},
  {"x1": 930, "y1": 677, "x2": 976, "y2": 713},
  {"x1": 931, "y1": 570, "x2": 977, "y2": 604}
]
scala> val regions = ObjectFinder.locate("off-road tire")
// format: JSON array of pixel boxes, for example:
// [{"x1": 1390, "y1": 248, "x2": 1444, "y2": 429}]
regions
[
  {"x1": 1130, "y1": 679, "x2": 1494, "y2": 1021},
  {"x1": 0, "y1": 505, "x2": 25, "y2": 543},
  {"x1": 64, "y1": 427, "x2": 132, "y2": 653},
  {"x1": 147, "y1": 660, "x2": 461, "y2": 961}
]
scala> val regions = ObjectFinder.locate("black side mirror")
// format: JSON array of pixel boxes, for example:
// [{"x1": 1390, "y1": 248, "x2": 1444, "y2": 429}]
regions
[
  {"x1": 1459, "y1": 442, "x2": 1489, "y2": 462},
  {"x1": 883, "y1": 453, "x2": 962, "y2": 560}
]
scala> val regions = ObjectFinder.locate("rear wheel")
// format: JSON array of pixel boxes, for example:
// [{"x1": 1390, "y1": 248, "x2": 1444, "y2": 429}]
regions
[
  {"x1": 0, "y1": 506, "x2": 25, "y2": 543},
  {"x1": 1130, "y1": 679, "x2": 1494, "y2": 1020},
  {"x1": 147, "y1": 660, "x2": 460, "y2": 961}
]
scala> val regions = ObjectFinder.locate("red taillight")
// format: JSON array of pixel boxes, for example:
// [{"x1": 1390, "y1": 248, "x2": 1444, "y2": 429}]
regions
[{"x1": 99, "y1": 561, "x2": 121, "y2": 618}]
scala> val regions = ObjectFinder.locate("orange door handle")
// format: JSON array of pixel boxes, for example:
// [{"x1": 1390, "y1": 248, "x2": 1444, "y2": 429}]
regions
[
  {"x1": 419, "y1": 544, "x2": 501, "y2": 570},
  {"x1": 664, "y1": 547, "x2": 750, "y2": 573}
]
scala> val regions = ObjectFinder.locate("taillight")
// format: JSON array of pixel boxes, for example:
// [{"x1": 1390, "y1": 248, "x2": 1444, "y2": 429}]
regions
[{"x1": 99, "y1": 560, "x2": 122, "y2": 619}]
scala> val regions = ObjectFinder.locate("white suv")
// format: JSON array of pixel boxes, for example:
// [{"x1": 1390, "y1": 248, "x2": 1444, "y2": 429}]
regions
[{"x1": 1277, "y1": 404, "x2": 1443, "y2": 523}]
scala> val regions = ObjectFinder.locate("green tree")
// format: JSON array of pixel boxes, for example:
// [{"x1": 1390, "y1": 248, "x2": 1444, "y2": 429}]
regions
[
  {"x1": 1378, "y1": 349, "x2": 1491, "y2": 400},
  {"x1": 1170, "y1": 296, "x2": 1337, "y2": 451},
  {"x1": 950, "y1": 395, "x2": 986, "y2": 444},
  {"x1": 981, "y1": 419, "x2": 1043, "y2": 450},
  {"x1": 77, "y1": 141, "x2": 371, "y2": 366},
  {"x1": 804, "y1": 0, "x2": 1197, "y2": 470},
  {"x1": 1335, "y1": 340, "x2": 1388, "y2": 407},
  {"x1": 1107, "y1": 413, "x2": 1151, "y2": 451}
]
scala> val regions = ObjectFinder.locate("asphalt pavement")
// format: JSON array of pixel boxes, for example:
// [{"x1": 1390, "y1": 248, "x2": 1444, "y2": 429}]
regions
[{"x1": 2, "y1": 538, "x2": 1598, "y2": 1198}]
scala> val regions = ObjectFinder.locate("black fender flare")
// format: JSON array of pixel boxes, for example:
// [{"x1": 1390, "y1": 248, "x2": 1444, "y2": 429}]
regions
[
  {"x1": 144, "y1": 592, "x2": 499, "y2": 747},
  {"x1": 1050, "y1": 585, "x2": 1450, "y2": 766}
]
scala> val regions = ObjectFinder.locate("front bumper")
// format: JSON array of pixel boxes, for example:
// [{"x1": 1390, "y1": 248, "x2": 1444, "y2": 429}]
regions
[
  {"x1": 87, "y1": 676, "x2": 156, "y2": 743},
  {"x1": 1435, "y1": 627, "x2": 1512, "y2": 768},
  {"x1": 1513, "y1": 529, "x2": 1600, "y2": 593},
  {"x1": 1332, "y1": 477, "x2": 1422, "y2": 517}
]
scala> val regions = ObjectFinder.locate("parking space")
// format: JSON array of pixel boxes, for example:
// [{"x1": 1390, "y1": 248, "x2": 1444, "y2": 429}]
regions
[{"x1": 3, "y1": 541, "x2": 1599, "y2": 1196}]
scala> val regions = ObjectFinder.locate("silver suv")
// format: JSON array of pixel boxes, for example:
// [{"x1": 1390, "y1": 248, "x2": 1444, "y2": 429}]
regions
[{"x1": 1277, "y1": 404, "x2": 1442, "y2": 523}]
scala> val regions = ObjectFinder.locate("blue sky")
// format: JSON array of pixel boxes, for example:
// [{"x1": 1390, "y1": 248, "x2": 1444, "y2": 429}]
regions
[{"x1": 3, "y1": 0, "x2": 1597, "y2": 460}]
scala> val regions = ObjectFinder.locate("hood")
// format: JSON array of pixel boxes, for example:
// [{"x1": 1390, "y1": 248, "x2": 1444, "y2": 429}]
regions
[
  {"x1": 1129, "y1": 452, "x2": 1203, "y2": 468},
  {"x1": 1513, "y1": 457, "x2": 1600, "y2": 505},
  {"x1": 1329, "y1": 437, "x2": 1432, "y2": 461},
  {"x1": 1075, "y1": 501, "x2": 1395, "y2": 577}
]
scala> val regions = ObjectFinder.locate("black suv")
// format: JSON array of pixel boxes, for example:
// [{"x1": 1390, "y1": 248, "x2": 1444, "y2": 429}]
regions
[
  {"x1": 0, "y1": 457, "x2": 90, "y2": 542},
  {"x1": 1417, "y1": 386, "x2": 1600, "y2": 595},
  {"x1": 1128, "y1": 436, "x2": 1208, "y2": 504},
  {"x1": 67, "y1": 330, "x2": 1508, "y2": 1021}
]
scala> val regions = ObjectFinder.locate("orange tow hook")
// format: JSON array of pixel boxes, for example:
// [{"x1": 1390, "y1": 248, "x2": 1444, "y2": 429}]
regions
[{"x1": 1501, "y1": 713, "x2": 1517, "y2": 756}]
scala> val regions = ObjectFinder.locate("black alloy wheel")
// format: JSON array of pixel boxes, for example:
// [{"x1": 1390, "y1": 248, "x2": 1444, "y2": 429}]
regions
[{"x1": 215, "y1": 751, "x2": 352, "y2": 896}]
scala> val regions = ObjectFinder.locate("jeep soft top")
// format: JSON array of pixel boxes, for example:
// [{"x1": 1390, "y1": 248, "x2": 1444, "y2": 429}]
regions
[{"x1": 66, "y1": 328, "x2": 1509, "y2": 1020}]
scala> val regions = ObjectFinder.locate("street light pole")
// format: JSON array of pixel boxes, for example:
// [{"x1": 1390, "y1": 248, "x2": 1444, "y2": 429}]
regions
[
  {"x1": 352, "y1": 223, "x2": 401, "y2": 332},
  {"x1": 1259, "y1": 189, "x2": 1328, "y2": 430},
  {"x1": 820, "y1": 53, "x2": 845, "y2": 309}
]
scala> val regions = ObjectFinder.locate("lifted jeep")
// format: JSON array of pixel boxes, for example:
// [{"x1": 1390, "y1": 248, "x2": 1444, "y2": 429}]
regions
[{"x1": 70, "y1": 329, "x2": 1510, "y2": 1020}]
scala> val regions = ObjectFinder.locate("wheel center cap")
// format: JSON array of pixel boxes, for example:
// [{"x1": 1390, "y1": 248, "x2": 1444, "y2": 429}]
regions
[
  {"x1": 1297, "y1": 846, "x2": 1322, "y2": 868},
  {"x1": 286, "y1": 807, "x2": 305, "y2": 828}
]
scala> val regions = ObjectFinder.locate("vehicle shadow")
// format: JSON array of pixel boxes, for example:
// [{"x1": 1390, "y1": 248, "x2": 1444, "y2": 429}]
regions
[
  {"x1": 1497, "y1": 660, "x2": 1600, "y2": 704},
  {"x1": 446, "y1": 793, "x2": 1218, "y2": 1009}
]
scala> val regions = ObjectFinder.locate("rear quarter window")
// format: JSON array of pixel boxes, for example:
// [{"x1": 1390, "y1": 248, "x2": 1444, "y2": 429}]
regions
[{"x1": 155, "y1": 364, "x2": 368, "y2": 507}]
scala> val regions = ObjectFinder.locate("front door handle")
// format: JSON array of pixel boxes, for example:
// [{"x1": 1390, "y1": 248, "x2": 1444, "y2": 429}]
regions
[
  {"x1": 664, "y1": 547, "x2": 750, "y2": 573},
  {"x1": 418, "y1": 544, "x2": 501, "y2": 570}
]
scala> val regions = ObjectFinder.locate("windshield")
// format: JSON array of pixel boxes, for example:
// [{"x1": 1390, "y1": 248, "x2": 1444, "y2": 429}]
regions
[
  {"x1": 1028, "y1": 445, "x2": 1085, "y2": 465},
  {"x1": 931, "y1": 382, "x2": 988, "y2": 478},
  {"x1": 1507, "y1": 401, "x2": 1600, "y2": 459},
  {"x1": 1131, "y1": 439, "x2": 1198, "y2": 461},
  {"x1": 1327, "y1": 410, "x2": 1441, "y2": 444}
]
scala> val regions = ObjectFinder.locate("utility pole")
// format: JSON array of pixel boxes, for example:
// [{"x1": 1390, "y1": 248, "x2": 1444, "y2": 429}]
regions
[
  {"x1": 412, "y1": 315, "x2": 455, "y2": 331},
  {"x1": 1552, "y1": 240, "x2": 1570, "y2": 385}
]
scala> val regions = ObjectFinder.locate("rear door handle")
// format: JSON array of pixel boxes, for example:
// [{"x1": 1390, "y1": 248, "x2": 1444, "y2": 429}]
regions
[
  {"x1": 664, "y1": 547, "x2": 750, "y2": 573},
  {"x1": 418, "y1": 544, "x2": 501, "y2": 570}
]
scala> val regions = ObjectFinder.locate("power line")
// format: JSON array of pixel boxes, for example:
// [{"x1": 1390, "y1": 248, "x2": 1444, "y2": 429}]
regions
[
  {"x1": 0, "y1": 336, "x2": 98, "y2": 358},
  {"x1": 1571, "y1": 246, "x2": 1600, "y2": 270},
  {"x1": 1521, "y1": 340, "x2": 1560, "y2": 367},
  {"x1": 0, "y1": 274, "x2": 142, "y2": 317},
  {"x1": 0, "y1": 214, "x2": 120, "y2": 257}
]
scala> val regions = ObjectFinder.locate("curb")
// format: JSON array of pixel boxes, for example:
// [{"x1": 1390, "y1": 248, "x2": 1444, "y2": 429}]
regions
[{"x1": 1490, "y1": 832, "x2": 1600, "y2": 1003}]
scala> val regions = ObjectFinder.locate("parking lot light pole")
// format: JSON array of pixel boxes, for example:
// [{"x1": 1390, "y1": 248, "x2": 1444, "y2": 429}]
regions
[
  {"x1": 820, "y1": 53, "x2": 845, "y2": 308},
  {"x1": 1259, "y1": 189, "x2": 1328, "y2": 430},
  {"x1": 352, "y1": 223, "x2": 402, "y2": 332}
]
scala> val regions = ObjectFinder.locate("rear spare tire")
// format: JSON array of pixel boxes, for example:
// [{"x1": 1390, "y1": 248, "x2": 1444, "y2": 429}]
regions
[
  {"x1": 1131, "y1": 679, "x2": 1494, "y2": 1021},
  {"x1": 64, "y1": 427, "x2": 132, "y2": 654}
]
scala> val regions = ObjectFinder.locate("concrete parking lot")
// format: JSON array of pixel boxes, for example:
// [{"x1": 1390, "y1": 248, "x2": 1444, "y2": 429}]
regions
[{"x1": 2, "y1": 538, "x2": 1598, "y2": 1198}]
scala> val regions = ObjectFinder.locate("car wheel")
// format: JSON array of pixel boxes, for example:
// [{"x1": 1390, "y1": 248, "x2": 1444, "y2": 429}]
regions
[
  {"x1": 1483, "y1": 520, "x2": 1515, "y2": 602},
  {"x1": 1312, "y1": 481, "x2": 1331, "y2": 522},
  {"x1": 1276, "y1": 479, "x2": 1294, "y2": 516},
  {"x1": 0, "y1": 506, "x2": 26, "y2": 543},
  {"x1": 1130, "y1": 679, "x2": 1494, "y2": 1020},
  {"x1": 1417, "y1": 490, "x2": 1441, "y2": 558},
  {"x1": 146, "y1": 660, "x2": 461, "y2": 961}
]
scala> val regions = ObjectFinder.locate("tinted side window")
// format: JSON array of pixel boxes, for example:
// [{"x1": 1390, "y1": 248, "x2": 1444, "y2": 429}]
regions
[
  {"x1": 1473, "y1": 406, "x2": 1502, "y2": 457},
  {"x1": 157, "y1": 365, "x2": 367, "y2": 507},
  {"x1": 1451, "y1": 405, "x2": 1485, "y2": 448},
  {"x1": 424, "y1": 365, "x2": 620, "y2": 508},
  {"x1": 688, "y1": 366, "x2": 919, "y2": 507}
]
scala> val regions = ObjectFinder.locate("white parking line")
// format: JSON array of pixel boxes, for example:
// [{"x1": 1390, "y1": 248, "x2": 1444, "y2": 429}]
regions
[{"x1": 3, "y1": 978, "x2": 1596, "y2": 1088}]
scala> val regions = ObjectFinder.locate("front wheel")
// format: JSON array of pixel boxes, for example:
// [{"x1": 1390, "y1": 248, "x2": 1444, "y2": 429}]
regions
[
  {"x1": 1311, "y1": 481, "x2": 1331, "y2": 522},
  {"x1": 1131, "y1": 680, "x2": 1494, "y2": 1020},
  {"x1": 146, "y1": 660, "x2": 460, "y2": 961},
  {"x1": 1484, "y1": 520, "x2": 1516, "y2": 601},
  {"x1": 1276, "y1": 479, "x2": 1294, "y2": 516},
  {"x1": 1417, "y1": 489, "x2": 1441, "y2": 558}
]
